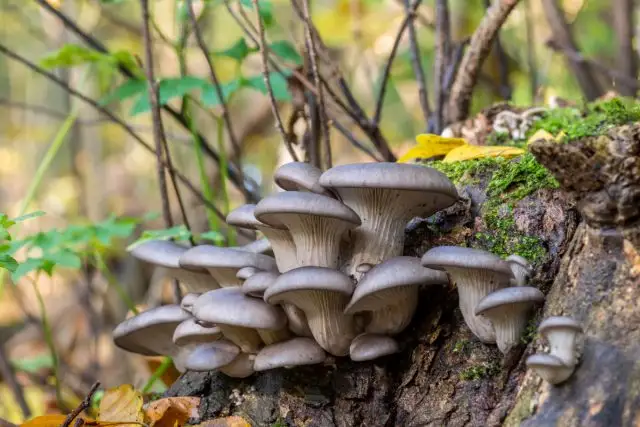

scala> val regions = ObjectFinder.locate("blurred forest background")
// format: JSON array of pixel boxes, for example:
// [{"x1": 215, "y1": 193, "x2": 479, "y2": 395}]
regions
[{"x1": 0, "y1": 0, "x2": 636, "y2": 422}]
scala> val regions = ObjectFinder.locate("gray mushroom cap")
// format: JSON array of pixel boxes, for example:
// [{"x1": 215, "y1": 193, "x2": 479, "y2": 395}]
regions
[
  {"x1": 538, "y1": 316, "x2": 583, "y2": 366},
  {"x1": 235, "y1": 238, "x2": 272, "y2": 255},
  {"x1": 474, "y1": 287, "x2": 545, "y2": 315},
  {"x1": 421, "y1": 246, "x2": 514, "y2": 275},
  {"x1": 505, "y1": 254, "x2": 533, "y2": 286},
  {"x1": 236, "y1": 266, "x2": 260, "y2": 281},
  {"x1": 538, "y1": 316, "x2": 583, "y2": 334},
  {"x1": 525, "y1": 353, "x2": 574, "y2": 385},
  {"x1": 241, "y1": 271, "x2": 279, "y2": 298},
  {"x1": 113, "y1": 304, "x2": 190, "y2": 356},
  {"x1": 219, "y1": 353, "x2": 255, "y2": 378},
  {"x1": 274, "y1": 162, "x2": 334, "y2": 197},
  {"x1": 226, "y1": 204, "x2": 283, "y2": 231},
  {"x1": 349, "y1": 333, "x2": 400, "y2": 362},
  {"x1": 253, "y1": 338, "x2": 326, "y2": 371},
  {"x1": 173, "y1": 318, "x2": 222, "y2": 346},
  {"x1": 179, "y1": 245, "x2": 277, "y2": 272},
  {"x1": 180, "y1": 292, "x2": 201, "y2": 314},
  {"x1": 183, "y1": 340, "x2": 240, "y2": 371}
]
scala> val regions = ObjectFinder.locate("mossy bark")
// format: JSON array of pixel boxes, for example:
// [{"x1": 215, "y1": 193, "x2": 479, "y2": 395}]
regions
[{"x1": 165, "y1": 125, "x2": 639, "y2": 427}]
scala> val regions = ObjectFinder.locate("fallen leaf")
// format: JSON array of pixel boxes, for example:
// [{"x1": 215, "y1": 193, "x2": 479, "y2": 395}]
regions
[
  {"x1": 0, "y1": 384, "x2": 47, "y2": 424},
  {"x1": 20, "y1": 415, "x2": 69, "y2": 427},
  {"x1": 443, "y1": 145, "x2": 525, "y2": 163},
  {"x1": 145, "y1": 397, "x2": 200, "y2": 427},
  {"x1": 98, "y1": 385, "x2": 144, "y2": 427},
  {"x1": 191, "y1": 416, "x2": 251, "y2": 427},
  {"x1": 397, "y1": 134, "x2": 467, "y2": 163}
]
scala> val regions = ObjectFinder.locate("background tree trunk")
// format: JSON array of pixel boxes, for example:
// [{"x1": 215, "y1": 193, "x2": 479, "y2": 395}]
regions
[{"x1": 166, "y1": 125, "x2": 640, "y2": 427}]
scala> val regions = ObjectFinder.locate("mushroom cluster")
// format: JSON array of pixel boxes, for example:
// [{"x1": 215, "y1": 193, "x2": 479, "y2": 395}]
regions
[
  {"x1": 526, "y1": 316, "x2": 583, "y2": 384},
  {"x1": 111, "y1": 161, "x2": 546, "y2": 377}
]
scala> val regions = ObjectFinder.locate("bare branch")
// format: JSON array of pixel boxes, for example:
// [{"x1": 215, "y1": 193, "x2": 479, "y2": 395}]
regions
[
  {"x1": 0, "y1": 345, "x2": 30, "y2": 420},
  {"x1": 61, "y1": 382, "x2": 100, "y2": 427},
  {"x1": 402, "y1": 0, "x2": 430, "y2": 128},
  {"x1": 524, "y1": 0, "x2": 538, "y2": 101},
  {"x1": 613, "y1": 0, "x2": 637, "y2": 96},
  {"x1": 447, "y1": 0, "x2": 522, "y2": 122},
  {"x1": 483, "y1": 0, "x2": 511, "y2": 100},
  {"x1": 433, "y1": 0, "x2": 451, "y2": 133}
]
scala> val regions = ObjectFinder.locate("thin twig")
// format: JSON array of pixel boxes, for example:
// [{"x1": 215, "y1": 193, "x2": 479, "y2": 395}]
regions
[
  {"x1": 373, "y1": 0, "x2": 423, "y2": 126},
  {"x1": 0, "y1": 345, "x2": 30, "y2": 419},
  {"x1": 613, "y1": 0, "x2": 637, "y2": 96},
  {"x1": 301, "y1": 0, "x2": 332, "y2": 169},
  {"x1": 433, "y1": 0, "x2": 451, "y2": 132},
  {"x1": 249, "y1": 0, "x2": 299, "y2": 162},
  {"x1": 402, "y1": 0, "x2": 430, "y2": 128},
  {"x1": 332, "y1": 120, "x2": 381, "y2": 161},
  {"x1": 61, "y1": 382, "x2": 100, "y2": 427},
  {"x1": 524, "y1": 0, "x2": 538, "y2": 101},
  {"x1": 483, "y1": 0, "x2": 511, "y2": 100}
]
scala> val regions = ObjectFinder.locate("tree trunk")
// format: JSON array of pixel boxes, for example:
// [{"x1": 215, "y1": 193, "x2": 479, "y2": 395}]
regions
[{"x1": 166, "y1": 125, "x2": 640, "y2": 427}]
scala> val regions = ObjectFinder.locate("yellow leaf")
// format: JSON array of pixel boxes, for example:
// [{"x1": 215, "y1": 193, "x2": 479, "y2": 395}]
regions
[
  {"x1": 397, "y1": 134, "x2": 467, "y2": 163},
  {"x1": 98, "y1": 385, "x2": 144, "y2": 427},
  {"x1": 443, "y1": 145, "x2": 525, "y2": 163},
  {"x1": 0, "y1": 384, "x2": 47, "y2": 424},
  {"x1": 191, "y1": 416, "x2": 251, "y2": 427},
  {"x1": 144, "y1": 397, "x2": 200, "y2": 427},
  {"x1": 20, "y1": 415, "x2": 69, "y2": 427},
  {"x1": 526, "y1": 129, "x2": 555, "y2": 145}
]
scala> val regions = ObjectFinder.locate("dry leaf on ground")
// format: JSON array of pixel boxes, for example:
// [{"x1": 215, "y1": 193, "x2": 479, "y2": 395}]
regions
[
  {"x1": 20, "y1": 415, "x2": 70, "y2": 427},
  {"x1": 397, "y1": 134, "x2": 467, "y2": 163},
  {"x1": 443, "y1": 145, "x2": 524, "y2": 163},
  {"x1": 98, "y1": 385, "x2": 144, "y2": 427},
  {"x1": 191, "y1": 416, "x2": 251, "y2": 427},
  {"x1": 145, "y1": 397, "x2": 200, "y2": 427}
]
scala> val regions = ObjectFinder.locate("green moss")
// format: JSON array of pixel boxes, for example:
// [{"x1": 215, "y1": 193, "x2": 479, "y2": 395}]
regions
[
  {"x1": 429, "y1": 157, "x2": 503, "y2": 185},
  {"x1": 527, "y1": 97, "x2": 640, "y2": 141},
  {"x1": 520, "y1": 318, "x2": 538, "y2": 344},
  {"x1": 459, "y1": 361, "x2": 500, "y2": 381},
  {"x1": 503, "y1": 387, "x2": 536, "y2": 427},
  {"x1": 486, "y1": 153, "x2": 559, "y2": 201},
  {"x1": 452, "y1": 339, "x2": 470, "y2": 354}
]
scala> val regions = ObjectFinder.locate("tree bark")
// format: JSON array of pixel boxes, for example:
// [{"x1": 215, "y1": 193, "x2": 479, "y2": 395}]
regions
[{"x1": 166, "y1": 125, "x2": 640, "y2": 426}]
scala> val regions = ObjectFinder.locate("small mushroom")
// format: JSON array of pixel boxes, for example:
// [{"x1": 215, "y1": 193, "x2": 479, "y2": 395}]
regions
[
  {"x1": 421, "y1": 246, "x2": 514, "y2": 342},
  {"x1": 319, "y1": 163, "x2": 458, "y2": 279},
  {"x1": 344, "y1": 256, "x2": 449, "y2": 335},
  {"x1": 183, "y1": 339, "x2": 240, "y2": 371},
  {"x1": 274, "y1": 161, "x2": 335, "y2": 198},
  {"x1": 226, "y1": 204, "x2": 298, "y2": 272},
  {"x1": 173, "y1": 318, "x2": 222, "y2": 346},
  {"x1": 235, "y1": 238, "x2": 272, "y2": 255},
  {"x1": 129, "y1": 240, "x2": 219, "y2": 291},
  {"x1": 526, "y1": 353, "x2": 574, "y2": 385},
  {"x1": 349, "y1": 333, "x2": 399, "y2": 362},
  {"x1": 219, "y1": 353, "x2": 255, "y2": 378},
  {"x1": 538, "y1": 316, "x2": 583, "y2": 366},
  {"x1": 241, "y1": 271, "x2": 279, "y2": 298},
  {"x1": 236, "y1": 266, "x2": 260, "y2": 281},
  {"x1": 254, "y1": 191, "x2": 361, "y2": 268},
  {"x1": 179, "y1": 245, "x2": 277, "y2": 287},
  {"x1": 113, "y1": 304, "x2": 190, "y2": 356},
  {"x1": 253, "y1": 337, "x2": 326, "y2": 371},
  {"x1": 505, "y1": 254, "x2": 533, "y2": 286},
  {"x1": 474, "y1": 287, "x2": 545, "y2": 354},
  {"x1": 192, "y1": 287, "x2": 289, "y2": 352},
  {"x1": 264, "y1": 266, "x2": 359, "y2": 356},
  {"x1": 180, "y1": 292, "x2": 201, "y2": 314}
]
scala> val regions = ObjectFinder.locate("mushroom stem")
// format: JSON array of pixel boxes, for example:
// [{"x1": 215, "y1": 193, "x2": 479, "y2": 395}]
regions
[
  {"x1": 282, "y1": 304, "x2": 313, "y2": 337},
  {"x1": 303, "y1": 290, "x2": 360, "y2": 356},
  {"x1": 363, "y1": 289, "x2": 419, "y2": 335},
  {"x1": 493, "y1": 314, "x2": 528, "y2": 354},
  {"x1": 258, "y1": 227, "x2": 297, "y2": 272},
  {"x1": 285, "y1": 215, "x2": 352, "y2": 268},
  {"x1": 207, "y1": 267, "x2": 244, "y2": 288},
  {"x1": 217, "y1": 324, "x2": 263, "y2": 353},
  {"x1": 257, "y1": 328, "x2": 291, "y2": 345}
]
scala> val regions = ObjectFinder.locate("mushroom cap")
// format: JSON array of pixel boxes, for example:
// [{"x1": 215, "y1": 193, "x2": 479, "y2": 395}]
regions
[
  {"x1": 538, "y1": 316, "x2": 583, "y2": 334},
  {"x1": 236, "y1": 238, "x2": 272, "y2": 255},
  {"x1": 193, "y1": 287, "x2": 287, "y2": 330},
  {"x1": 226, "y1": 204, "x2": 281, "y2": 230},
  {"x1": 525, "y1": 353, "x2": 567, "y2": 369},
  {"x1": 178, "y1": 245, "x2": 277, "y2": 272},
  {"x1": 525, "y1": 353, "x2": 574, "y2": 384},
  {"x1": 349, "y1": 333, "x2": 399, "y2": 362},
  {"x1": 421, "y1": 246, "x2": 513, "y2": 277},
  {"x1": 113, "y1": 304, "x2": 190, "y2": 356},
  {"x1": 263, "y1": 266, "x2": 354, "y2": 304},
  {"x1": 506, "y1": 254, "x2": 533, "y2": 273},
  {"x1": 274, "y1": 162, "x2": 333, "y2": 196},
  {"x1": 319, "y1": 162, "x2": 458, "y2": 199},
  {"x1": 173, "y1": 318, "x2": 222, "y2": 346},
  {"x1": 219, "y1": 353, "x2": 255, "y2": 378},
  {"x1": 236, "y1": 266, "x2": 260, "y2": 280},
  {"x1": 254, "y1": 191, "x2": 361, "y2": 229},
  {"x1": 474, "y1": 286, "x2": 545, "y2": 316},
  {"x1": 345, "y1": 256, "x2": 449, "y2": 314},
  {"x1": 253, "y1": 337, "x2": 326, "y2": 371},
  {"x1": 180, "y1": 293, "x2": 201, "y2": 313},
  {"x1": 183, "y1": 340, "x2": 240, "y2": 371},
  {"x1": 129, "y1": 240, "x2": 192, "y2": 269},
  {"x1": 241, "y1": 271, "x2": 279, "y2": 298}
]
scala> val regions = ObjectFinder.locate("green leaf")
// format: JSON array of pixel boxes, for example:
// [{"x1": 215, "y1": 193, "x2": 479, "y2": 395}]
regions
[
  {"x1": 130, "y1": 76, "x2": 209, "y2": 115},
  {"x1": 40, "y1": 44, "x2": 107, "y2": 69},
  {"x1": 11, "y1": 354, "x2": 55, "y2": 373},
  {"x1": 246, "y1": 72, "x2": 291, "y2": 101},
  {"x1": 201, "y1": 79, "x2": 243, "y2": 106},
  {"x1": 46, "y1": 249, "x2": 82, "y2": 269},
  {"x1": 11, "y1": 258, "x2": 45, "y2": 282},
  {"x1": 269, "y1": 41, "x2": 302, "y2": 65},
  {"x1": 199, "y1": 231, "x2": 225, "y2": 245},
  {"x1": 240, "y1": 0, "x2": 274, "y2": 27},
  {"x1": 111, "y1": 50, "x2": 141, "y2": 76},
  {"x1": 0, "y1": 254, "x2": 18, "y2": 272},
  {"x1": 13, "y1": 211, "x2": 45, "y2": 223},
  {"x1": 100, "y1": 79, "x2": 147, "y2": 106},
  {"x1": 215, "y1": 38, "x2": 256, "y2": 62},
  {"x1": 127, "y1": 225, "x2": 192, "y2": 250}
]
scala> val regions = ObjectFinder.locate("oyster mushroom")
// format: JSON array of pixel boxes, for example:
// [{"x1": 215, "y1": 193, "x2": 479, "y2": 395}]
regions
[
  {"x1": 254, "y1": 191, "x2": 361, "y2": 268},
  {"x1": 235, "y1": 238, "x2": 272, "y2": 255},
  {"x1": 253, "y1": 337, "x2": 326, "y2": 371},
  {"x1": 274, "y1": 161, "x2": 335, "y2": 197},
  {"x1": 192, "y1": 287, "x2": 289, "y2": 352},
  {"x1": 179, "y1": 245, "x2": 277, "y2": 287},
  {"x1": 421, "y1": 246, "x2": 514, "y2": 342},
  {"x1": 538, "y1": 316, "x2": 583, "y2": 366},
  {"x1": 505, "y1": 254, "x2": 533, "y2": 286},
  {"x1": 241, "y1": 270, "x2": 279, "y2": 298},
  {"x1": 129, "y1": 240, "x2": 219, "y2": 292},
  {"x1": 264, "y1": 266, "x2": 359, "y2": 356},
  {"x1": 319, "y1": 163, "x2": 458, "y2": 278},
  {"x1": 180, "y1": 292, "x2": 201, "y2": 314},
  {"x1": 474, "y1": 287, "x2": 545, "y2": 354},
  {"x1": 183, "y1": 339, "x2": 240, "y2": 371},
  {"x1": 227, "y1": 204, "x2": 297, "y2": 272},
  {"x1": 344, "y1": 256, "x2": 449, "y2": 334},
  {"x1": 219, "y1": 353, "x2": 256, "y2": 378},
  {"x1": 526, "y1": 353, "x2": 575, "y2": 385},
  {"x1": 349, "y1": 333, "x2": 399, "y2": 361},
  {"x1": 173, "y1": 318, "x2": 222, "y2": 346},
  {"x1": 236, "y1": 266, "x2": 260, "y2": 281}
]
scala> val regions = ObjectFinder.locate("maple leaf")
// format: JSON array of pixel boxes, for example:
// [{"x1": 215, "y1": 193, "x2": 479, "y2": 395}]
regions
[{"x1": 144, "y1": 397, "x2": 200, "y2": 427}]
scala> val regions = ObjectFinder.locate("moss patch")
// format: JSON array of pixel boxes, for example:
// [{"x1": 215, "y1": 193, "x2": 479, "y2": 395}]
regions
[
  {"x1": 459, "y1": 361, "x2": 500, "y2": 381},
  {"x1": 503, "y1": 387, "x2": 536, "y2": 427}
]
